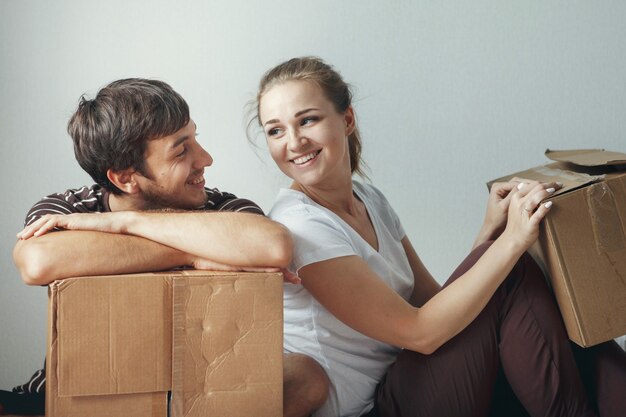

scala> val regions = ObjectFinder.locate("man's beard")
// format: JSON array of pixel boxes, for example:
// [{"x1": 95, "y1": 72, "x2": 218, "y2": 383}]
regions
[{"x1": 140, "y1": 186, "x2": 207, "y2": 211}]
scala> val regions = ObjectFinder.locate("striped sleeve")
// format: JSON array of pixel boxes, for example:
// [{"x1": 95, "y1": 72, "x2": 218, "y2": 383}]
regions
[
  {"x1": 203, "y1": 187, "x2": 264, "y2": 215},
  {"x1": 24, "y1": 186, "x2": 106, "y2": 226},
  {"x1": 25, "y1": 198, "x2": 76, "y2": 226},
  {"x1": 12, "y1": 364, "x2": 46, "y2": 395}
]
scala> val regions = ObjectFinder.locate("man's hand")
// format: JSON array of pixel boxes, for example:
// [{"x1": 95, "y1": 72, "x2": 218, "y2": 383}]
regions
[
  {"x1": 17, "y1": 212, "x2": 128, "y2": 240},
  {"x1": 192, "y1": 257, "x2": 301, "y2": 284}
]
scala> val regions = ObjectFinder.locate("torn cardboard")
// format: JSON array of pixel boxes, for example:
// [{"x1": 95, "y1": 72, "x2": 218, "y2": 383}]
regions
[
  {"x1": 46, "y1": 271, "x2": 283, "y2": 417},
  {"x1": 491, "y1": 149, "x2": 626, "y2": 347},
  {"x1": 171, "y1": 275, "x2": 282, "y2": 417}
]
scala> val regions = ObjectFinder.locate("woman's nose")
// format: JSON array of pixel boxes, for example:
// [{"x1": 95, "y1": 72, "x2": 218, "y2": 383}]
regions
[{"x1": 287, "y1": 127, "x2": 306, "y2": 151}]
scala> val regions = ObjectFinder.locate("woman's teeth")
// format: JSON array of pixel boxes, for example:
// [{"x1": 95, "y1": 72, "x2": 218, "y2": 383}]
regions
[{"x1": 293, "y1": 151, "x2": 319, "y2": 165}]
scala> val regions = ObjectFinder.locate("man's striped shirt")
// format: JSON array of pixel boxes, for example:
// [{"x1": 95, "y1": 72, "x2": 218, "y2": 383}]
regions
[{"x1": 24, "y1": 184, "x2": 263, "y2": 227}]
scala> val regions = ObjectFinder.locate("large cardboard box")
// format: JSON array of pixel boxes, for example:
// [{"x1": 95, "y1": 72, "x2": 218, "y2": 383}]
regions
[
  {"x1": 491, "y1": 149, "x2": 626, "y2": 347},
  {"x1": 45, "y1": 270, "x2": 283, "y2": 417}
]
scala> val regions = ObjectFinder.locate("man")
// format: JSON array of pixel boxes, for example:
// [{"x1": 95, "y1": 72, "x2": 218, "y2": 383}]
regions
[{"x1": 2, "y1": 79, "x2": 328, "y2": 416}]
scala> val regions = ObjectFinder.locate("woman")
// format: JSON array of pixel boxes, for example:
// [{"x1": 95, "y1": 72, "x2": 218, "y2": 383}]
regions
[{"x1": 251, "y1": 57, "x2": 626, "y2": 417}]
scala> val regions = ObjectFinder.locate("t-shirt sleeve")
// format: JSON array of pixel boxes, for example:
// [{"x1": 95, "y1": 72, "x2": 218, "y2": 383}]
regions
[
  {"x1": 23, "y1": 186, "x2": 107, "y2": 226},
  {"x1": 204, "y1": 188, "x2": 264, "y2": 215},
  {"x1": 24, "y1": 194, "x2": 78, "y2": 226},
  {"x1": 272, "y1": 205, "x2": 357, "y2": 273},
  {"x1": 387, "y1": 202, "x2": 406, "y2": 241}
]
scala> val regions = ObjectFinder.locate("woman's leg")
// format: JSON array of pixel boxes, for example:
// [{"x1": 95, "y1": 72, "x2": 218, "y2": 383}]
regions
[
  {"x1": 376, "y1": 242, "x2": 596, "y2": 417},
  {"x1": 572, "y1": 340, "x2": 626, "y2": 417}
]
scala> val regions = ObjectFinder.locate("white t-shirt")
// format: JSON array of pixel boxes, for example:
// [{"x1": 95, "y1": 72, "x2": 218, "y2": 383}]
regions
[{"x1": 269, "y1": 181, "x2": 414, "y2": 417}]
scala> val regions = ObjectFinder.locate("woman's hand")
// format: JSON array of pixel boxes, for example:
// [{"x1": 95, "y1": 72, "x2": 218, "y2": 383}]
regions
[
  {"x1": 474, "y1": 178, "x2": 561, "y2": 248},
  {"x1": 479, "y1": 180, "x2": 520, "y2": 239},
  {"x1": 499, "y1": 180, "x2": 556, "y2": 251}
]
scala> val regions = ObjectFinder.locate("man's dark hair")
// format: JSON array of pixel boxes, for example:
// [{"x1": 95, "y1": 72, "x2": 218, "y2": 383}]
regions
[{"x1": 67, "y1": 78, "x2": 190, "y2": 194}]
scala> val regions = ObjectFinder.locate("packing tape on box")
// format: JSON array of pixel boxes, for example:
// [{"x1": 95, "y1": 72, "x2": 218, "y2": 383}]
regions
[
  {"x1": 587, "y1": 182, "x2": 626, "y2": 254},
  {"x1": 533, "y1": 165, "x2": 597, "y2": 182}
]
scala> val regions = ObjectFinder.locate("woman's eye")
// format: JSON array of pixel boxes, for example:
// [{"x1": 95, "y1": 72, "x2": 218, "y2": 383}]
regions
[
  {"x1": 301, "y1": 116, "x2": 318, "y2": 125},
  {"x1": 267, "y1": 128, "x2": 281, "y2": 137}
]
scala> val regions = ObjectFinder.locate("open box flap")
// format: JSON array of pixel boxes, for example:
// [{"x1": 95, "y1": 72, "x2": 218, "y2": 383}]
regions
[
  {"x1": 545, "y1": 149, "x2": 626, "y2": 167},
  {"x1": 490, "y1": 149, "x2": 626, "y2": 198},
  {"x1": 489, "y1": 163, "x2": 605, "y2": 198}
]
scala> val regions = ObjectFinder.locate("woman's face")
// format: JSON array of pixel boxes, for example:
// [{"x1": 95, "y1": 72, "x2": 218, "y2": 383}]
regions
[{"x1": 259, "y1": 80, "x2": 354, "y2": 188}]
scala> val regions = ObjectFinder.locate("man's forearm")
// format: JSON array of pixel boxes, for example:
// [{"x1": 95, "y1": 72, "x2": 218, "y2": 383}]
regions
[
  {"x1": 13, "y1": 230, "x2": 191, "y2": 285},
  {"x1": 15, "y1": 210, "x2": 294, "y2": 276},
  {"x1": 122, "y1": 211, "x2": 293, "y2": 268}
]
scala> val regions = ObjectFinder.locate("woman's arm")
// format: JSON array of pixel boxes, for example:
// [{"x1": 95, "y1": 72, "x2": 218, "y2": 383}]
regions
[
  {"x1": 299, "y1": 182, "x2": 553, "y2": 354},
  {"x1": 403, "y1": 237, "x2": 441, "y2": 307},
  {"x1": 299, "y1": 239, "x2": 520, "y2": 354}
]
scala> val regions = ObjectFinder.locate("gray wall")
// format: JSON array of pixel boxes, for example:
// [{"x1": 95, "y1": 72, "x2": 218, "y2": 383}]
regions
[{"x1": 1, "y1": 0, "x2": 625, "y2": 388}]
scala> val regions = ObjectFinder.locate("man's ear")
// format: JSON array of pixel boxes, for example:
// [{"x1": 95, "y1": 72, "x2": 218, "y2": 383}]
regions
[
  {"x1": 344, "y1": 106, "x2": 356, "y2": 136},
  {"x1": 107, "y1": 168, "x2": 139, "y2": 194}
]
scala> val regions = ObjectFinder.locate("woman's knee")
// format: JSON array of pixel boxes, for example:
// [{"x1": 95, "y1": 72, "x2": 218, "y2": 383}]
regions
[
  {"x1": 504, "y1": 251, "x2": 548, "y2": 292},
  {"x1": 284, "y1": 353, "x2": 330, "y2": 410},
  {"x1": 443, "y1": 241, "x2": 495, "y2": 288}
]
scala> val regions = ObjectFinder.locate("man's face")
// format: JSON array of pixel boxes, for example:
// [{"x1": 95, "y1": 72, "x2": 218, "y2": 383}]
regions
[{"x1": 134, "y1": 119, "x2": 214, "y2": 210}]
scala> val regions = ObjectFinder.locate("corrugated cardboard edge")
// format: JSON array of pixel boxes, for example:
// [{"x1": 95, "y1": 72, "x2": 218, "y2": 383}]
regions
[
  {"x1": 45, "y1": 282, "x2": 59, "y2": 417},
  {"x1": 537, "y1": 213, "x2": 587, "y2": 346},
  {"x1": 171, "y1": 277, "x2": 185, "y2": 417}
]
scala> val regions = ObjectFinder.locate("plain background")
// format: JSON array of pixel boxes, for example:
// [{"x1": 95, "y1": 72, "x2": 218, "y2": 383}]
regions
[{"x1": 1, "y1": 0, "x2": 625, "y2": 388}]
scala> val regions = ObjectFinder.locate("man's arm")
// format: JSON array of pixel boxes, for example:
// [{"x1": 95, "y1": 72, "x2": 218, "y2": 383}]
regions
[
  {"x1": 13, "y1": 230, "x2": 192, "y2": 286},
  {"x1": 18, "y1": 211, "x2": 293, "y2": 268},
  {"x1": 127, "y1": 211, "x2": 293, "y2": 267}
]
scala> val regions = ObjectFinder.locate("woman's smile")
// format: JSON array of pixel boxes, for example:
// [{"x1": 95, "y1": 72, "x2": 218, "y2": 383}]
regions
[{"x1": 291, "y1": 150, "x2": 322, "y2": 166}]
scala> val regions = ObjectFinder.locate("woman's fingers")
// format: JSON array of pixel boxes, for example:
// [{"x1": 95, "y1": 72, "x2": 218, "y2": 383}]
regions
[
  {"x1": 530, "y1": 200, "x2": 553, "y2": 225},
  {"x1": 509, "y1": 184, "x2": 557, "y2": 231},
  {"x1": 514, "y1": 179, "x2": 562, "y2": 194},
  {"x1": 514, "y1": 182, "x2": 542, "y2": 201},
  {"x1": 521, "y1": 186, "x2": 556, "y2": 211},
  {"x1": 492, "y1": 181, "x2": 518, "y2": 194}
]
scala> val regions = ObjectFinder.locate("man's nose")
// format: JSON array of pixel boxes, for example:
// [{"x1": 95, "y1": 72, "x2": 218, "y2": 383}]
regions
[{"x1": 194, "y1": 144, "x2": 213, "y2": 168}]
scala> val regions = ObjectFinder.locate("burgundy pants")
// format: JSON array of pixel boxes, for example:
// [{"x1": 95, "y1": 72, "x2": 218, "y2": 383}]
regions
[{"x1": 375, "y1": 242, "x2": 626, "y2": 417}]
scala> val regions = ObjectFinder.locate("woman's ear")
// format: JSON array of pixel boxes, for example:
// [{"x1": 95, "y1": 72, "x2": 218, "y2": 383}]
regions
[
  {"x1": 344, "y1": 106, "x2": 356, "y2": 136},
  {"x1": 107, "y1": 168, "x2": 139, "y2": 195}
]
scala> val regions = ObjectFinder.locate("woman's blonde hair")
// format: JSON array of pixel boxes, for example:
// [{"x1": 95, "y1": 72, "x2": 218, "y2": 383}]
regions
[{"x1": 250, "y1": 56, "x2": 366, "y2": 177}]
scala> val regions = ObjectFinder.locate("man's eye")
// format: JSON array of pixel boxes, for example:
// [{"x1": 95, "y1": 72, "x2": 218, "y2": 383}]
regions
[{"x1": 177, "y1": 147, "x2": 187, "y2": 157}]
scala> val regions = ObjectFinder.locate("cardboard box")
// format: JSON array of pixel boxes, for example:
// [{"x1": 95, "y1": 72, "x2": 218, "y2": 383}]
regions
[
  {"x1": 45, "y1": 270, "x2": 283, "y2": 417},
  {"x1": 491, "y1": 149, "x2": 626, "y2": 347}
]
